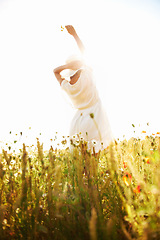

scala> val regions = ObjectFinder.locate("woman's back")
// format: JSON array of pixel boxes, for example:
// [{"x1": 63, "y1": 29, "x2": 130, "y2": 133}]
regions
[{"x1": 61, "y1": 66, "x2": 99, "y2": 110}]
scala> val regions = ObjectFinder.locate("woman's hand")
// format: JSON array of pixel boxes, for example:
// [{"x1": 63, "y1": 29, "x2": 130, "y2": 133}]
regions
[
  {"x1": 65, "y1": 25, "x2": 77, "y2": 37},
  {"x1": 65, "y1": 25, "x2": 85, "y2": 54}
]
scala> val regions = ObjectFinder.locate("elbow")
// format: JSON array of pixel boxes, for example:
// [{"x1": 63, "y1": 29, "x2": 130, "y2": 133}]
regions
[
  {"x1": 53, "y1": 69, "x2": 60, "y2": 79},
  {"x1": 53, "y1": 68, "x2": 57, "y2": 74},
  {"x1": 53, "y1": 69, "x2": 58, "y2": 79},
  {"x1": 53, "y1": 66, "x2": 60, "y2": 74}
]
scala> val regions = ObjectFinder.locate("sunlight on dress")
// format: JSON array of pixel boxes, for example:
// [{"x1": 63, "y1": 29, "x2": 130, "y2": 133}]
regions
[{"x1": 61, "y1": 64, "x2": 113, "y2": 153}]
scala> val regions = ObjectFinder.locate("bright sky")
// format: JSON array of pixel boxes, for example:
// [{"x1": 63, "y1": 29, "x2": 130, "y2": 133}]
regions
[{"x1": 0, "y1": 0, "x2": 160, "y2": 150}]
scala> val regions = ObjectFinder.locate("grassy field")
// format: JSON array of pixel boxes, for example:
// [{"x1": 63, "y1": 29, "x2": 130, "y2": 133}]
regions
[{"x1": 0, "y1": 133, "x2": 160, "y2": 239}]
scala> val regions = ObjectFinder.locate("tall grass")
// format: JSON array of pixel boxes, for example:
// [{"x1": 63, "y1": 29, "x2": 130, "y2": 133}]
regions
[{"x1": 0, "y1": 134, "x2": 160, "y2": 239}]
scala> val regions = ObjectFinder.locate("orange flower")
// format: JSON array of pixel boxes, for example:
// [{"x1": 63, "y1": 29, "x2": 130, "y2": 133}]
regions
[
  {"x1": 123, "y1": 161, "x2": 127, "y2": 168},
  {"x1": 126, "y1": 173, "x2": 132, "y2": 180},
  {"x1": 142, "y1": 131, "x2": 146, "y2": 134},
  {"x1": 156, "y1": 132, "x2": 160, "y2": 135},
  {"x1": 144, "y1": 157, "x2": 150, "y2": 164},
  {"x1": 9, "y1": 232, "x2": 15, "y2": 236},
  {"x1": 146, "y1": 159, "x2": 150, "y2": 164},
  {"x1": 133, "y1": 185, "x2": 141, "y2": 193}
]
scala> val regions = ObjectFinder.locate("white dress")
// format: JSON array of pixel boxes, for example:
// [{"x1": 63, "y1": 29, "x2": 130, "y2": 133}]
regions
[{"x1": 61, "y1": 65, "x2": 113, "y2": 152}]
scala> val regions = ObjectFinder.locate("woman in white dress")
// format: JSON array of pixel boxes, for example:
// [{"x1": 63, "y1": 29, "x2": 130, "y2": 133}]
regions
[{"x1": 53, "y1": 25, "x2": 113, "y2": 153}]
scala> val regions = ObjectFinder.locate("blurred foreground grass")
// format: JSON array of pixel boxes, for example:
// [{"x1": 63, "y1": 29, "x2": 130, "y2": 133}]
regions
[{"x1": 0, "y1": 134, "x2": 160, "y2": 239}]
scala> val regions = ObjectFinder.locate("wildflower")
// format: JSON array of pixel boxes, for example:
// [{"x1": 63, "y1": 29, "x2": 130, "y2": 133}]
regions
[
  {"x1": 142, "y1": 131, "x2": 146, "y2": 134},
  {"x1": 123, "y1": 175, "x2": 129, "y2": 186},
  {"x1": 9, "y1": 232, "x2": 15, "y2": 237},
  {"x1": 123, "y1": 172, "x2": 132, "y2": 186},
  {"x1": 123, "y1": 161, "x2": 127, "y2": 168},
  {"x1": 143, "y1": 157, "x2": 150, "y2": 164},
  {"x1": 146, "y1": 158, "x2": 150, "y2": 164},
  {"x1": 61, "y1": 139, "x2": 67, "y2": 145},
  {"x1": 156, "y1": 132, "x2": 160, "y2": 135},
  {"x1": 90, "y1": 113, "x2": 94, "y2": 119},
  {"x1": 133, "y1": 185, "x2": 141, "y2": 193},
  {"x1": 61, "y1": 25, "x2": 64, "y2": 31},
  {"x1": 92, "y1": 139, "x2": 97, "y2": 145},
  {"x1": 126, "y1": 172, "x2": 132, "y2": 180}
]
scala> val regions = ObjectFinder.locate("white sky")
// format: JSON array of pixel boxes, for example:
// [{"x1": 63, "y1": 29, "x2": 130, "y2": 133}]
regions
[{"x1": 0, "y1": 0, "x2": 160, "y2": 150}]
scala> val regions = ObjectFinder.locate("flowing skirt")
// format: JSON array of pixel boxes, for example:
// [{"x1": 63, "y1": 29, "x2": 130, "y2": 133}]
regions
[{"x1": 69, "y1": 100, "x2": 113, "y2": 153}]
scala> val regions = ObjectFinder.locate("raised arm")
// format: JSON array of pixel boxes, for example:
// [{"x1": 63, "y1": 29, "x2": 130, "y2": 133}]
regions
[
  {"x1": 53, "y1": 60, "x2": 84, "y2": 85},
  {"x1": 65, "y1": 25, "x2": 85, "y2": 55}
]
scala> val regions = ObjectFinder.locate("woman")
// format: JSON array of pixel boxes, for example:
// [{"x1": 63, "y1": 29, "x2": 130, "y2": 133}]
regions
[{"x1": 53, "y1": 25, "x2": 113, "y2": 153}]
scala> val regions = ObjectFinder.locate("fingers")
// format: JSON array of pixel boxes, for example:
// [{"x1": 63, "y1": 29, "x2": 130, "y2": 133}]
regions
[
  {"x1": 65, "y1": 25, "x2": 73, "y2": 30},
  {"x1": 65, "y1": 25, "x2": 72, "y2": 32},
  {"x1": 65, "y1": 25, "x2": 76, "y2": 35}
]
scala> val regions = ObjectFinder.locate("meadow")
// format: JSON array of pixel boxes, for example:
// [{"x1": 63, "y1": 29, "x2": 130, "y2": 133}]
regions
[{"x1": 0, "y1": 131, "x2": 160, "y2": 239}]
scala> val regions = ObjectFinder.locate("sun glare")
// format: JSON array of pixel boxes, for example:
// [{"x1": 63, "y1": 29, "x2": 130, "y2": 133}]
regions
[{"x1": 0, "y1": 0, "x2": 160, "y2": 150}]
